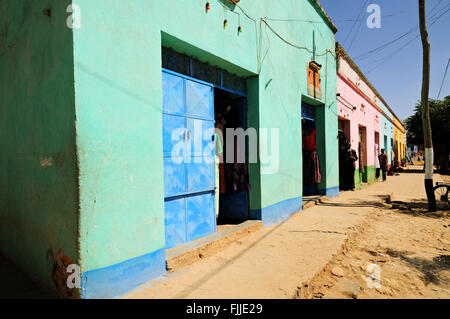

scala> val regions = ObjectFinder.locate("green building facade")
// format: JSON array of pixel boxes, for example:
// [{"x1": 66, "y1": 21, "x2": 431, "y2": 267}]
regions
[{"x1": 0, "y1": 0, "x2": 339, "y2": 298}]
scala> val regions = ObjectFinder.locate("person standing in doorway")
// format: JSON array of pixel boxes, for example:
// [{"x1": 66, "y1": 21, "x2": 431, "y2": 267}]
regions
[
  {"x1": 375, "y1": 144, "x2": 381, "y2": 180},
  {"x1": 344, "y1": 141, "x2": 358, "y2": 191},
  {"x1": 379, "y1": 149, "x2": 388, "y2": 182}
]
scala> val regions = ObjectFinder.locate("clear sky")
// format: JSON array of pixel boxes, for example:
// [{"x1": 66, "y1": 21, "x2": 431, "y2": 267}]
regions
[{"x1": 319, "y1": 0, "x2": 450, "y2": 121}]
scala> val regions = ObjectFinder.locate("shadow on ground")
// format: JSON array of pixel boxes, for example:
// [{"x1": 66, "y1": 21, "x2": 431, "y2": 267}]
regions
[
  {"x1": 383, "y1": 248, "x2": 450, "y2": 286},
  {"x1": 390, "y1": 200, "x2": 450, "y2": 218},
  {"x1": 318, "y1": 200, "x2": 389, "y2": 208}
]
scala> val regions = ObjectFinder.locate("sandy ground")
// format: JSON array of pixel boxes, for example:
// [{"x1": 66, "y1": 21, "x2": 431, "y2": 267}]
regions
[
  {"x1": 123, "y1": 170, "x2": 450, "y2": 299},
  {"x1": 440, "y1": 174, "x2": 450, "y2": 184},
  {"x1": 297, "y1": 203, "x2": 449, "y2": 299},
  {"x1": 1, "y1": 165, "x2": 447, "y2": 299},
  {"x1": 301, "y1": 169, "x2": 450, "y2": 299}
]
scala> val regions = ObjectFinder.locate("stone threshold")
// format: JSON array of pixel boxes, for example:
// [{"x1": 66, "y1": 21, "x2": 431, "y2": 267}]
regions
[{"x1": 302, "y1": 195, "x2": 328, "y2": 210}]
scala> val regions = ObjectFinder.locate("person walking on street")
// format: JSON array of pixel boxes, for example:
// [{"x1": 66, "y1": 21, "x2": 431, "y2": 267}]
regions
[{"x1": 379, "y1": 149, "x2": 388, "y2": 182}]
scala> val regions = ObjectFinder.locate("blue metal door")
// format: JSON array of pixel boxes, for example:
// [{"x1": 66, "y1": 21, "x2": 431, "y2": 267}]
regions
[{"x1": 162, "y1": 71, "x2": 216, "y2": 249}]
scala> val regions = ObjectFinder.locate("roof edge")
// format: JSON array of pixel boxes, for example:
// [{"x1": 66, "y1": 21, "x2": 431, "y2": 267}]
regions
[
  {"x1": 310, "y1": 0, "x2": 338, "y2": 34},
  {"x1": 336, "y1": 42, "x2": 404, "y2": 128}
]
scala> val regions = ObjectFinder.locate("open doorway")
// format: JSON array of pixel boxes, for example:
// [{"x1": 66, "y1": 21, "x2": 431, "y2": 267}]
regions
[
  {"x1": 359, "y1": 126, "x2": 368, "y2": 183},
  {"x1": 338, "y1": 118, "x2": 351, "y2": 190},
  {"x1": 302, "y1": 102, "x2": 322, "y2": 196},
  {"x1": 390, "y1": 138, "x2": 395, "y2": 167},
  {"x1": 214, "y1": 88, "x2": 250, "y2": 225}
]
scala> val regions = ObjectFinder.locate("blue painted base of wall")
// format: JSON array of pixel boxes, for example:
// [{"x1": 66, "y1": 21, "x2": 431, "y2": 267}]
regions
[
  {"x1": 250, "y1": 196, "x2": 302, "y2": 226},
  {"x1": 81, "y1": 248, "x2": 166, "y2": 299},
  {"x1": 319, "y1": 186, "x2": 339, "y2": 199}
]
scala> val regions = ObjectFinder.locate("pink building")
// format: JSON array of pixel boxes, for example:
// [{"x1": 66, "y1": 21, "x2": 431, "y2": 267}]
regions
[{"x1": 336, "y1": 43, "x2": 383, "y2": 189}]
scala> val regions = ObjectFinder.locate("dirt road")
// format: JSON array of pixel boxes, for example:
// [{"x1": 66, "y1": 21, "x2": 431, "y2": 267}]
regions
[
  {"x1": 123, "y1": 171, "x2": 450, "y2": 299},
  {"x1": 298, "y1": 203, "x2": 450, "y2": 299}
]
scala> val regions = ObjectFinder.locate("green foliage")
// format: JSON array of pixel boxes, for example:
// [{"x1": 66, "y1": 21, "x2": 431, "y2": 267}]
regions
[{"x1": 405, "y1": 96, "x2": 450, "y2": 169}]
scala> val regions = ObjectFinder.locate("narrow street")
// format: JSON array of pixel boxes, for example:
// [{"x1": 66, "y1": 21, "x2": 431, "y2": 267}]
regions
[
  {"x1": 1, "y1": 1, "x2": 449, "y2": 302},
  {"x1": 122, "y1": 170, "x2": 450, "y2": 299}
]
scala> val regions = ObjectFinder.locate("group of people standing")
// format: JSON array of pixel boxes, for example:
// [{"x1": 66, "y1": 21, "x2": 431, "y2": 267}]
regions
[{"x1": 339, "y1": 134, "x2": 390, "y2": 191}]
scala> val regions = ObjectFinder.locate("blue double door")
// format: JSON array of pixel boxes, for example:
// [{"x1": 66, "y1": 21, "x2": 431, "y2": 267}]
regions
[{"x1": 162, "y1": 71, "x2": 216, "y2": 249}]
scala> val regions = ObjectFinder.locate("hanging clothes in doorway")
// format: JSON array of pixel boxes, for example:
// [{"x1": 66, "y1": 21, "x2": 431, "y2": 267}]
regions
[{"x1": 302, "y1": 122, "x2": 322, "y2": 185}]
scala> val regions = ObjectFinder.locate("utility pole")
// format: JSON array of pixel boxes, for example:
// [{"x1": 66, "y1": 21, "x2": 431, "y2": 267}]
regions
[{"x1": 418, "y1": 0, "x2": 436, "y2": 212}]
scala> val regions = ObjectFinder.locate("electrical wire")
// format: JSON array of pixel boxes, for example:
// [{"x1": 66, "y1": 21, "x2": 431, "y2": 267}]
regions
[
  {"x1": 364, "y1": 6, "x2": 450, "y2": 74},
  {"x1": 365, "y1": 35, "x2": 419, "y2": 72},
  {"x1": 429, "y1": 0, "x2": 445, "y2": 16},
  {"x1": 333, "y1": 10, "x2": 409, "y2": 23},
  {"x1": 211, "y1": 0, "x2": 339, "y2": 78},
  {"x1": 347, "y1": 0, "x2": 370, "y2": 51},
  {"x1": 343, "y1": 0, "x2": 369, "y2": 47},
  {"x1": 437, "y1": 57, "x2": 450, "y2": 100},
  {"x1": 261, "y1": 18, "x2": 336, "y2": 57},
  {"x1": 264, "y1": 18, "x2": 322, "y2": 24},
  {"x1": 354, "y1": 4, "x2": 450, "y2": 61},
  {"x1": 259, "y1": 21, "x2": 271, "y2": 74}
]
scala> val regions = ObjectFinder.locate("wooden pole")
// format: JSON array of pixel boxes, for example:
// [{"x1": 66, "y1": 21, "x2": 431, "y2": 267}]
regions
[{"x1": 418, "y1": 0, "x2": 436, "y2": 211}]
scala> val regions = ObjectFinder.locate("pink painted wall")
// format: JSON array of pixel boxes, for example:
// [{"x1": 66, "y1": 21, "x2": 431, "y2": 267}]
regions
[{"x1": 337, "y1": 58, "x2": 382, "y2": 170}]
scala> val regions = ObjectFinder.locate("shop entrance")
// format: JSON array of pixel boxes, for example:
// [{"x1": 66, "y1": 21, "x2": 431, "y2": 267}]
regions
[
  {"x1": 161, "y1": 46, "x2": 250, "y2": 249},
  {"x1": 214, "y1": 88, "x2": 250, "y2": 225},
  {"x1": 375, "y1": 131, "x2": 381, "y2": 180},
  {"x1": 302, "y1": 102, "x2": 322, "y2": 196},
  {"x1": 358, "y1": 126, "x2": 368, "y2": 182},
  {"x1": 338, "y1": 118, "x2": 351, "y2": 190},
  {"x1": 390, "y1": 138, "x2": 395, "y2": 167},
  {"x1": 162, "y1": 71, "x2": 216, "y2": 250}
]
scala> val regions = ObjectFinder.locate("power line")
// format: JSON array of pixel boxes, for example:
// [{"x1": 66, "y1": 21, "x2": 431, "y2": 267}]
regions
[
  {"x1": 264, "y1": 18, "x2": 322, "y2": 23},
  {"x1": 364, "y1": 6, "x2": 450, "y2": 74},
  {"x1": 354, "y1": 26, "x2": 417, "y2": 61},
  {"x1": 366, "y1": 8, "x2": 450, "y2": 74},
  {"x1": 354, "y1": 4, "x2": 450, "y2": 61},
  {"x1": 429, "y1": 0, "x2": 444, "y2": 16},
  {"x1": 347, "y1": 0, "x2": 370, "y2": 51},
  {"x1": 343, "y1": 0, "x2": 369, "y2": 47},
  {"x1": 333, "y1": 10, "x2": 409, "y2": 22},
  {"x1": 437, "y1": 58, "x2": 450, "y2": 99},
  {"x1": 365, "y1": 36, "x2": 419, "y2": 74},
  {"x1": 261, "y1": 18, "x2": 336, "y2": 57}
]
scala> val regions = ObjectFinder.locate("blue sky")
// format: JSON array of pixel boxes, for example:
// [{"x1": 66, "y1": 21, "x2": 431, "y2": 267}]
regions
[{"x1": 319, "y1": 0, "x2": 450, "y2": 121}]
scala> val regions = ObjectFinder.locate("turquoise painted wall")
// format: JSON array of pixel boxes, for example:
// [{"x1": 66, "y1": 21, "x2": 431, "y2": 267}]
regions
[
  {"x1": 0, "y1": 0, "x2": 79, "y2": 296},
  {"x1": 72, "y1": 0, "x2": 337, "y2": 277},
  {"x1": 1, "y1": 0, "x2": 338, "y2": 298},
  {"x1": 380, "y1": 102, "x2": 395, "y2": 164}
]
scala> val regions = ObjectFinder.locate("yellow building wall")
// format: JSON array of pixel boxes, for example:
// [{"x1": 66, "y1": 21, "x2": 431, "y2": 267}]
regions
[{"x1": 394, "y1": 118, "x2": 406, "y2": 165}]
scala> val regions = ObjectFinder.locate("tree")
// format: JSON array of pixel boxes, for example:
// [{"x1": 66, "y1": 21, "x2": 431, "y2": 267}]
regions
[{"x1": 405, "y1": 95, "x2": 450, "y2": 172}]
